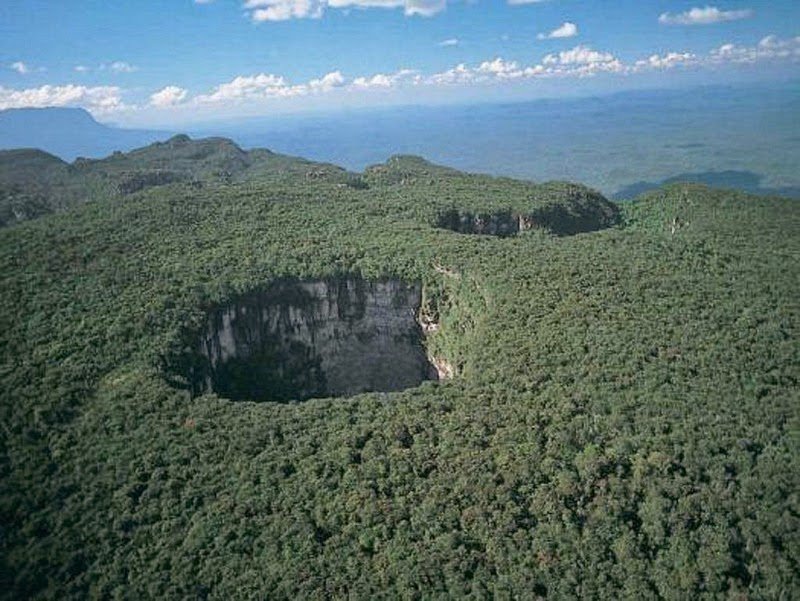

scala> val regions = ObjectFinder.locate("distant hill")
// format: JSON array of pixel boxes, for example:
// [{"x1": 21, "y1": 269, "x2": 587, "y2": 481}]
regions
[
  {"x1": 0, "y1": 134, "x2": 358, "y2": 227},
  {"x1": 612, "y1": 170, "x2": 800, "y2": 200},
  {"x1": 0, "y1": 107, "x2": 170, "y2": 161}
]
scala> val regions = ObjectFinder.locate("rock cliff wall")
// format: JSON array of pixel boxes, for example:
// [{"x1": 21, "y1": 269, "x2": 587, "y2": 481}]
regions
[{"x1": 188, "y1": 277, "x2": 437, "y2": 402}]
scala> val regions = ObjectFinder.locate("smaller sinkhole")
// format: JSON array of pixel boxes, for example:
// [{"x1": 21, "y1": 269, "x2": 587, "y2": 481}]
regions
[
  {"x1": 165, "y1": 277, "x2": 439, "y2": 402},
  {"x1": 436, "y1": 209, "x2": 531, "y2": 238},
  {"x1": 436, "y1": 199, "x2": 621, "y2": 237}
]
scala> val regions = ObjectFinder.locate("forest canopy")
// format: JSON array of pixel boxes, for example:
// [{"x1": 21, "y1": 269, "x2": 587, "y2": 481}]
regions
[{"x1": 0, "y1": 140, "x2": 798, "y2": 599}]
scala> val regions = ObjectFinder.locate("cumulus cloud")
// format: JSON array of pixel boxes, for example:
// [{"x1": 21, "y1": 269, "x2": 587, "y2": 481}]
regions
[
  {"x1": 74, "y1": 65, "x2": 90, "y2": 73},
  {"x1": 243, "y1": 0, "x2": 446, "y2": 21},
  {"x1": 352, "y1": 69, "x2": 418, "y2": 88},
  {"x1": 633, "y1": 52, "x2": 698, "y2": 71},
  {"x1": 544, "y1": 45, "x2": 616, "y2": 65},
  {"x1": 476, "y1": 58, "x2": 527, "y2": 79},
  {"x1": 709, "y1": 35, "x2": 800, "y2": 64},
  {"x1": 537, "y1": 22, "x2": 578, "y2": 40},
  {"x1": 426, "y1": 44, "x2": 625, "y2": 87},
  {"x1": 659, "y1": 6, "x2": 753, "y2": 26},
  {"x1": 245, "y1": 0, "x2": 324, "y2": 21},
  {"x1": 194, "y1": 69, "x2": 352, "y2": 105},
  {"x1": 150, "y1": 86, "x2": 188, "y2": 107},
  {"x1": 195, "y1": 73, "x2": 294, "y2": 103},
  {"x1": 438, "y1": 38, "x2": 459, "y2": 47},
  {"x1": 308, "y1": 70, "x2": 346, "y2": 91},
  {"x1": 0, "y1": 84, "x2": 124, "y2": 114},
  {"x1": 428, "y1": 63, "x2": 475, "y2": 85}
]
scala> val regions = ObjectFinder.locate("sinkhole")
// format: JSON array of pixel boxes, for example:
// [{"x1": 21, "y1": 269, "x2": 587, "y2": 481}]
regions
[
  {"x1": 166, "y1": 277, "x2": 440, "y2": 402},
  {"x1": 436, "y1": 209, "x2": 529, "y2": 238},
  {"x1": 435, "y1": 199, "x2": 621, "y2": 237}
]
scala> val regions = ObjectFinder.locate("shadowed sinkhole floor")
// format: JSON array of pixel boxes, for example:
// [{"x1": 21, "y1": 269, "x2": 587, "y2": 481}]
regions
[
  {"x1": 435, "y1": 201, "x2": 621, "y2": 237},
  {"x1": 163, "y1": 277, "x2": 439, "y2": 402},
  {"x1": 435, "y1": 209, "x2": 527, "y2": 238}
]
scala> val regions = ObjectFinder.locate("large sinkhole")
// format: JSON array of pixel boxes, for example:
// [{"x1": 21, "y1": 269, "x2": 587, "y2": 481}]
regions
[{"x1": 166, "y1": 277, "x2": 439, "y2": 402}]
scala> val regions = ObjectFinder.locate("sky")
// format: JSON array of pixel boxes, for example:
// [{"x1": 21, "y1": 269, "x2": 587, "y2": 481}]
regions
[{"x1": 0, "y1": 1, "x2": 798, "y2": 126}]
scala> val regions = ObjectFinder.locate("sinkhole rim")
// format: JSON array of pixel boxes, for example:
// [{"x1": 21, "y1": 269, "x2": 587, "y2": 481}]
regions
[{"x1": 161, "y1": 275, "x2": 453, "y2": 404}]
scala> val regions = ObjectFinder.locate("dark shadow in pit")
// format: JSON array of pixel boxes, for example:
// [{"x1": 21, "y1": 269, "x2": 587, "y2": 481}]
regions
[
  {"x1": 163, "y1": 277, "x2": 438, "y2": 402},
  {"x1": 436, "y1": 201, "x2": 620, "y2": 238}
]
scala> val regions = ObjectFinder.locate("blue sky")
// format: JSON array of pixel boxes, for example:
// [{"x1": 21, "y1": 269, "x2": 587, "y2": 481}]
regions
[{"x1": 0, "y1": 1, "x2": 798, "y2": 126}]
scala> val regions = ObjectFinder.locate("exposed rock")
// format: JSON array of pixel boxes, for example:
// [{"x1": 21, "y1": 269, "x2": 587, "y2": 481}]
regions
[
  {"x1": 179, "y1": 277, "x2": 439, "y2": 402},
  {"x1": 430, "y1": 356, "x2": 455, "y2": 380},
  {"x1": 435, "y1": 192, "x2": 621, "y2": 237}
]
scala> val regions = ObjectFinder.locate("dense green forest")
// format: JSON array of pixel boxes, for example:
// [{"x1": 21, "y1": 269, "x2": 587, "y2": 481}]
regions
[
  {"x1": 0, "y1": 135, "x2": 354, "y2": 227},
  {"x1": 1, "y1": 139, "x2": 798, "y2": 599}
]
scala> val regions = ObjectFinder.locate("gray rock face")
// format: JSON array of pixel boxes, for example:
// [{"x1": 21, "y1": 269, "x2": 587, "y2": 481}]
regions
[
  {"x1": 193, "y1": 277, "x2": 436, "y2": 402},
  {"x1": 436, "y1": 209, "x2": 523, "y2": 237}
]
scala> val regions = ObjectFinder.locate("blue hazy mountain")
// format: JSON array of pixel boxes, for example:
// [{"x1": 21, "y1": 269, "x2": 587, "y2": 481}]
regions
[
  {"x1": 197, "y1": 82, "x2": 800, "y2": 199},
  {"x1": 0, "y1": 107, "x2": 170, "y2": 160}
]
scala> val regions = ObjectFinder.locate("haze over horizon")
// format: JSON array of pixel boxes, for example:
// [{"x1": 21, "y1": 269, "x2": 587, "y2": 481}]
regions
[{"x1": 1, "y1": 1, "x2": 799, "y2": 127}]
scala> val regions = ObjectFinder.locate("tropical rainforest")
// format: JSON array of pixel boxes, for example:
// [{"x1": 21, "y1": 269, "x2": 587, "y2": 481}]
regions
[{"x1": 0, "y1": 136, "x2": 798, "y2": 599}]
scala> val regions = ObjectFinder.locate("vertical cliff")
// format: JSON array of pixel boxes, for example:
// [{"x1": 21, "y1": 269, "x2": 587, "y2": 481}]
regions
[{"x1": 184, "y1": 277, "x2": 437, "y2": 402}]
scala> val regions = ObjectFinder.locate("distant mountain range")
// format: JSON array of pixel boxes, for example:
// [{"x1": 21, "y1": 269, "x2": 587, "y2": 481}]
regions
[{"x1": 0, "y1": 107, "x2": 171, "y2": 160}]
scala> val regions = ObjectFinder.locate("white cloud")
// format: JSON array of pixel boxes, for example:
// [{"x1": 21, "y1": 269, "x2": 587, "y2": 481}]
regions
[
  {"x1": 427, "y1": 63, "x2": 475, "y2": 85},
  {"x1": 709, "y1": 35, "x2": 800, "y2": 64},
  {"x1": 544, "y1": 45, "x2": 615, "y2": 65},
  {"x1": 243, "y1": 0, "x2": 445, "y2": 21},
  {"x1": 351, "y1": 69, "x2": 418, "y2": 88},
  {"x1": 74, "y1": 65, "x2": 89, "y2": 73},
  {"x1": 537, "y1": 46, "x2": 625, "y2": 77},
  {"x1": 507, "y1": 0, "x2": 549, "y2": 4},
  {"x1": 10, "y1": 61, "x2": 29, "y2": 74},
  {"x1": 107, "y1": 61, "x2": 138, "y2": 73},
  {"x1": 308, "y1": 70, "x2": 346, "y2": 91},
  {"x1": 188, "y1": 38, "x2": 797, "y2": 108},
  {"x1": 400, "y1": 0, "x2": 445, "y2": 16},
  {"x1": 537, "y1": 22, "x2": 578, "y2": 40},
  {"x1": 438, "y1": 38, "x2": 459, "y2": 47},
  {"x1": 634, "y1": 52, "x2": 698, "y2": 71},
  {"x1": 246, "y1": 0, "x2": 324, "y2": 21},
  {"x1": 193, "y1": 69, "x2": 351, "y2": 105},
  {"x1": 8, "y1": 33, "x2": 797, "y2": 123},
  {"x1": 0, "y1": 84, "x2": 124, "y2": 114},
  {"x1": 477, "y1": 58, "x2": 526, "y2": 79},
  {"x1": 150, "y1": 86, "x2": 188, "y2": 107},
  {"x1": 659, "y1": 6, "x2": 753, "y2": 26},
  {"x1": 427, "y1": 45, "x2": 624, "y2": 86},
  {"x1": 195, "y1": 73, "x2": 296, "y2": 103}
]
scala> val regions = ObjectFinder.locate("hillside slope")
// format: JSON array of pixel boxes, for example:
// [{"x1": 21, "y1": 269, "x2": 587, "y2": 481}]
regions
[{"x1": 0, "y1": 135, "x2": 356, "y2": 227}]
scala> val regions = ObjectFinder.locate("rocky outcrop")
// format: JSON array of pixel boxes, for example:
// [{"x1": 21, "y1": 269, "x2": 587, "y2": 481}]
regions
[{"x1": 178, "y1": 277, "x2": 438, "y2": 402}]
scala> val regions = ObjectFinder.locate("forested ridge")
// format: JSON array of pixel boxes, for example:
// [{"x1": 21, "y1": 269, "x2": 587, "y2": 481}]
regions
[{"x1": 0, "y1": 142, "x2": 798, "y2": 599}]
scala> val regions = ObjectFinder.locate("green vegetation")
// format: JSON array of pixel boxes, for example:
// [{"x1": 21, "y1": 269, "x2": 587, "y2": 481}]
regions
[
  {"x1": 0, "y1": 135, "x2": 354, "y2": 227},
  {"x1": 0, "y1": 141, "x2": 798, "y2": 599}
]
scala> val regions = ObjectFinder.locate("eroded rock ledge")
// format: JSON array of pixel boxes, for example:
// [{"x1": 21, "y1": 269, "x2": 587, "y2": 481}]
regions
[{"x1": 169, "y1": 277, "x2": 440, "y2": 402}]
